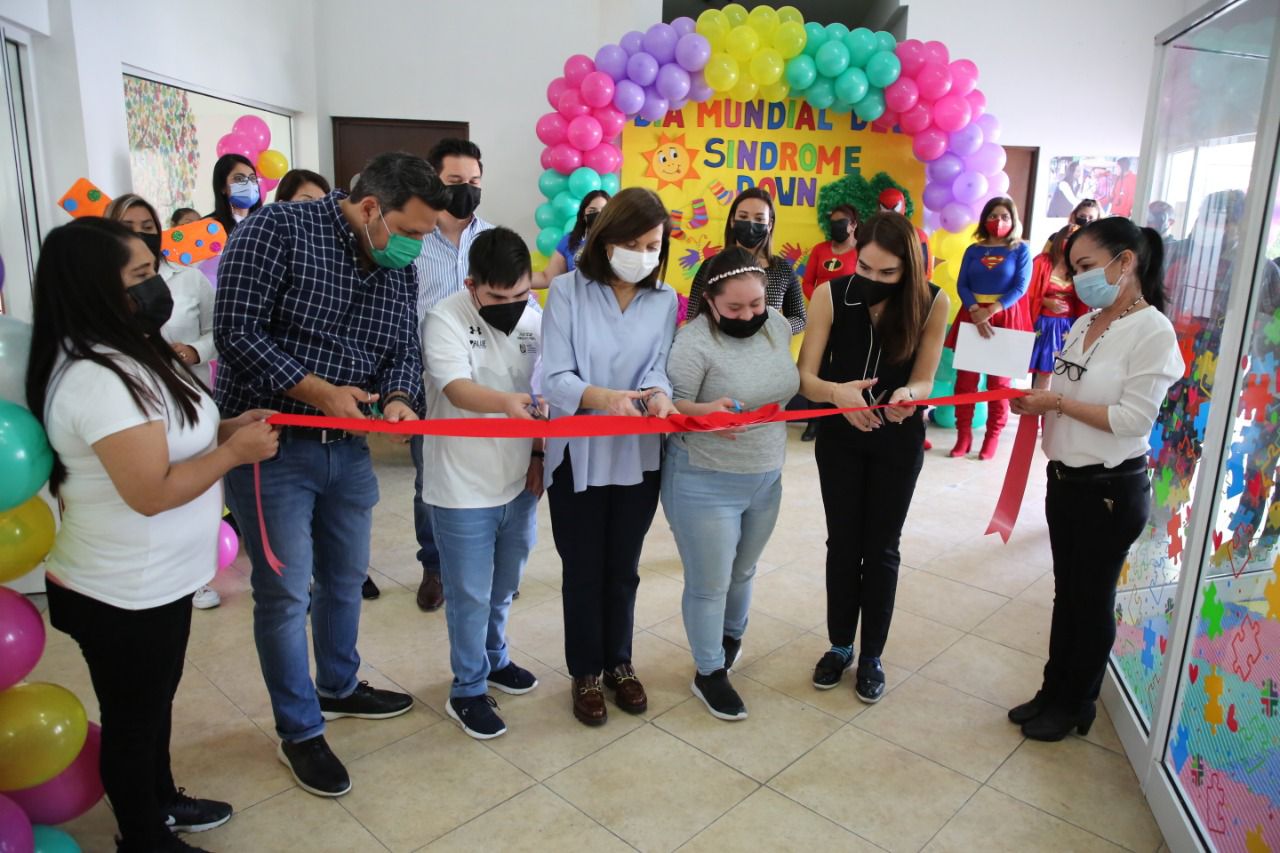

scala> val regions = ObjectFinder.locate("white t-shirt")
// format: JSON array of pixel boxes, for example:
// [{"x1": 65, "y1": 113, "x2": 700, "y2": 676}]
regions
[
  {"x1": 160, "y1": 262, "x2": 217, "y2": 387},
  {"x1": 1042, "y1": 305, "x2": 1183, "y2": 468},
  {"x1": 43, "y1": 351, "x2": 222, "y2": 609},
  {"x1": 422, "y1": 291, "x2": 541, "y2": 509}
]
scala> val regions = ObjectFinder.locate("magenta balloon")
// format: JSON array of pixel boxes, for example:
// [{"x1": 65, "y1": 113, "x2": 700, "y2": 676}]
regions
[
  {"x1": 540, "y1": 147, "x2": 556, "y2": 170},
  {"x1": 927, "y1": 152, "x2": 965, "y2": 183},
  {"x1": 949, "y1": 59, "x2": 979, "y2": 96},
  {"x1": 988, "y1": 170, "x2": 1011, "y2": 196},
  {"x1": 895, "y1": 39, "x2": 927, "y2": 77},
  {"x1": 915, "y1": 61, "x2": 953, "y2": 100},
  {"x1": 216, "y1": 133, "x2": 257, "y2": 161},
  {"x1": 912, "y1": 127, "x2": 949, "y2": 161},
  {"x1": 0, "y1": 588, "x2": 43, "y2": 691},
  {"x1": 948, "y1": 122, "x2": 984, "y2": 157},
  {"x1": 656, "y1": 63, "x2": 692, "y2": 101},
  {"x1": 549, "y1": 143, "x2": 583, "y2": 175},
  {"x1": 583, "y1": 142, "x2": 622, "y2": 174},
  {"x1": 967, "y1": 141, "x2": 1007, "y2": 175},
  {"x1": 7, "y1": 723, "x2": 104, "y2": 825},
  {"x1": 0, "y1": 795, "x2": 32, "y2": 853},
  {"x1": 547, "y1": 76, "x2": 569, "y2": 109},
  {"x1": 672, "y1": 16, "x2": 696, "y2": 36},
  {"x1": 952, "y1": 170, "x2": 990, "y2": 205},
  {"x1": 557, "y1": 88, "x2": 591, "y2": 119},
  {"x1": 620, "y1": 30, "x2": 645, "y2": 55},
  {"x1": 613, "y1": 79, "x2": 646, "y2": 115},
  {"x1": 643, "y1": 23, "x2": 679, "y2": 64},
  {"x1": 535, "y1": 112, "x2": 569, "y2": 146},
  {"x1": 563, "y1": 54, "x2": 596, "y2": 87},
  {"x1": 567, "y1": 115, "x2": 604, "y2": 151},
  {"x1": 580, "y1": 71, "x2": 616, "y2": 108},
  {"x1": 923, "y1": 40, "x2": 950, "y2": 66},
  {"x1": 594, "y1": 44, "x2": 629, "y2": 82},
  {"x1": 688, "y1": 71, "x2": 715, "y2": 103},
  {"x1": 218, "y1": 520, "x2": 238, "y2": 571},
  {"x1": 966, "y1": 88, "x2": 987, "y2": 119},
  {"x1": 675, "y1": 33, "x2": 712, "y2": 72},
  {"x1": 639, "y1": 89, "x2": 671, "y2": 122},
  {"x1": 873, "y1": 110, "x2": 899, "y2": 131},
  {"x1": 883, "y1": 76, "x2": 919, "y2": 113},
  {"x1": 932, "y1": 93, "x2": 973, "y2": 132},
  {"x1": 940, "y1": 201, "x2": 974, "y2": 232},
  {"x1": 231, "y1": 115, "x2": 270, "y2": 151},
  {"x1": 899, "y1": 102, "x2": 932, "y2": 134},
  {"x1": 922, "y1": 181, "x2": 954, "y2": 212},
  {"x1": 626, "y1": 52, "x2": 659, "y2": 86},
  {"x1": 593, "y1": 106, "x2": 627, "y2": 140},
  {"x1": 975, "y1": 112, "x2": 1002, "y2": 143}
]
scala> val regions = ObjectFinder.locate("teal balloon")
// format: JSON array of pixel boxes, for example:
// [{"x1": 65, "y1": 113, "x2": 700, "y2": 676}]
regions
[
  {"x1": 824, "y1": 22, "x2": 850, "y2": 41},
  {"x1": 536, "y1": 227, "x2": 563, "y2": 257},
  {"x1": 552, "y1": 191, "x2": 579, "y2": 220},
  {"x1": 0, "y1": 400, "x2": 52, "y2": 512},
  {"x1": 535, "y1": 202, "x2": 558, "y2": 229},
  {"x1": 828, "y1": 99, "x2": 854, "y2": 115},
  {"x1": 853, "y1": 88, "x2": 886, "y2": 121},
  {"x1": 568, "y1": 167, "x2": 601, "y2": 199},
  {"x1": 814, "y1": 40, "x2": 850, "y2": 77},
  {"x1": 865, "y1": 50, "x2": 901, "y2": 88},
  {"x1": 834, "y1": 67, "x2": 869, "y2": 105},
  {"x1": 32, "y1": 826, "x2": 81, "y2": 853},
  {"x1": 601, "y1": 173, "x2": 621, "y2": 194},
  {"x1": 843, "y1": 27, "x2": 877, "y2": 67},
  {"x1": 875, "y1": 30, "x2": 897, "y2": 52},
  {"x1": 538, "y1": 169, "x2": 568, "y2": 200},
  {"x1": 802, "y1": 22, "x2": 828, "y2": 57},
  {"x1": 785, "y1": 55, "x2": 817, "y2": 90},
  {"x1": 804, "y1": 77, "x2": 836, "y2": 109}
]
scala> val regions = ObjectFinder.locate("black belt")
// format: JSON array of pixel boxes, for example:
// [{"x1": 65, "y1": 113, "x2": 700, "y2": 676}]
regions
[
  {"x1": 278, "y1": 425, "x2": 351, "y2": 445},
  {"x1": 1047, "y1": 456, "x2": 1148, "y2": 482}
]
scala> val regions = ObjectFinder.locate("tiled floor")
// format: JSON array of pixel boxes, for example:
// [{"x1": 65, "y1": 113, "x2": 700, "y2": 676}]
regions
[{"x1": 32, "y1": 426, "x2": 1166, "y2": 852}]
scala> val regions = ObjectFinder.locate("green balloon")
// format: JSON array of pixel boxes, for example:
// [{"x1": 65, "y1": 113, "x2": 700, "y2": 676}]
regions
[
  {"x1": 552, "y1": 191, "x2": 579, "y2": 220},
  {"x1": 0, "y1": 400, "x2": 52, "y2": 512},
  {"x1": 853, "y1": 88, "x2": 886, "y2": 122},
  {"x1": 32, "y1": 825, "x2": 81, "y2": 853},
  {"x1": 834, "y1": 67, "x2": 869, "y2": 105},
  {"x1": 535, "y1": 202, "x2": 558, "y2": 229},
  {"x1": 844, "y1": 27, "x2": 877, "y2": 67},
  {"x1": 785, "y1": 55, "x2": 818, "y2": 90},
  {"x1": 805, "y1": 77, "x2": 836, "y2": 109},
  {"x1": 824, "y1": 22, "x2": 850, "y2": 41},
  {"x1": 536, "y1": 227, "x2": 563, "y2": 257},
  {"x1": 601, "y1": 173, "x2": 621, "y2": 194},
  {"x1": 814, "y1": 40, "x2": 850, "y2": 77},
  {"x1": 875, "y1": 30, "x2": 897, "y2": 53},
  {"x1": 802, "y1": 22, "x2": 828, "y2": 57},
  {"x1": 828, "y1": 99, "x2": 854, "y2": 115},
  {"x1": 865, "y1": 50, "x2": 901, "y2": 88},
  {"x1": 568, "y1": 167, "x2": 602, "y2": 199},
  {"x1": 538, "y1": 169, "x2": 568, "y2": 200}
]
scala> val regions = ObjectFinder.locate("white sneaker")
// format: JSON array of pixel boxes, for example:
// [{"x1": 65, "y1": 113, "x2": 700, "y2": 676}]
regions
[{"x1": 192, "y1": 585, "x2": 221, "y2": 610}]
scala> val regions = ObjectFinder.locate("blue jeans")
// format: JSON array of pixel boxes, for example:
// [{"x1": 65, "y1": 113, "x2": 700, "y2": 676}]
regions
[
  {"x1": 410, "y1": 436, "x2": 441, "y2": 577},
  {"x1": 224, "y1": 436, "x2": 378, "y2": 742},
  {"x1": 430, "y1": 491, "x2": 538, "y2": 698},
  {"x1": 661, "y1": 442, "x2": 782, "y2": 675}
]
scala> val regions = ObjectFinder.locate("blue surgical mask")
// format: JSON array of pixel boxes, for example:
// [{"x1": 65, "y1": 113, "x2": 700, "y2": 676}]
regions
[
  {"x1": 1073, "y1": 255, "x2": 1121, "y2": 309},
  {"x1": 229, "y1": 183, "x2": 260, "y2": 209}
]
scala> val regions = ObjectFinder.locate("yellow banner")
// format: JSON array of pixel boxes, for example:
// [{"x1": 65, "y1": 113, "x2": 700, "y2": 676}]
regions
[{"x1": 621, "y1": 98, "x2": 925, "y2": 295}]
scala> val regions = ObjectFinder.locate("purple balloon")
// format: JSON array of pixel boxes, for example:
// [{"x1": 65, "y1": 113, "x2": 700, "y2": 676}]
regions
[
  {"x1": 656, "y1": 63, "x2": 692, "y2": 101},
  {"x1": 613, "y1": 79, "x2": 646, "y2": 115},
  {"x1": 988, "y1": 170, "x2": 1011, "y2": 196},
  {"x1": 0, "y1": 795, "x2": 32, "y2": 853},
  {"x1": 927, "y1": 152, "x2": 964, "y2": 184},
  {"x1": 670, "y1": 97, "x2": 690, "y2": 111},
  {"x1": 952, "y1": 170, "x2": 990, "y2": 204},
  {"x1": 688, "y1": 71, "x2": 715, "y2": 103},
  {"x1": 640, "y1": 89, "x2": 671, "y2": 122},
  {"x1": 948, "y1": 123, "x2": 984, "y2": 157},
  {"x1": 940, "y1": 201, "x2": 975, "y2": 232},
  {"x1": 643, "y1": 23, "x2": 679, "y2": 64},
  {"x1": 922, "y1": 181, "x2": 953, "y2": 212},
  {"x1": 923, "y1": 208, "x2": 943, "y2": 231},
  {"x1": 675, "y1": 33, "x2": 712, "y2": 72},
  {"x1": 620, "y1": 30, "x2": 645, "y2": 55},
  {"x1": 975, "y1": 112, "x2": 1002, "y2": 143},
  {"x1": 595, "y1": 44, "x2": 629, "y2": 82},
  {"x1": 966, "y1": 141, "x2": 1007, "y2": 175},
  {"x1": 627, "y1": 52, "x2": 660, "y2": 86},
  {"x1": 672, "y1": 16, "x2": 696, "y2": 36}
]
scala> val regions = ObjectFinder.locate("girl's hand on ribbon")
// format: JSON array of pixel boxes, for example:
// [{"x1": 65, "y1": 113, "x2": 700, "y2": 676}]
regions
[
  {"x1": 708, "y1": 397, "x2": 748, "y2": 440},
  {"x1": 227, "y1": 419, "x2": 279, "y2": 464},
  {"x1": 884, "y1": 387, "x2": 917, "y2": 423}
]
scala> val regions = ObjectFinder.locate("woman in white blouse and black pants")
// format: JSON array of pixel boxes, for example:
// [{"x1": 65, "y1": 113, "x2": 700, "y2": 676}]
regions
[{"x1": 1010, "y1": 217, "x2": 1183, "y2": 741}]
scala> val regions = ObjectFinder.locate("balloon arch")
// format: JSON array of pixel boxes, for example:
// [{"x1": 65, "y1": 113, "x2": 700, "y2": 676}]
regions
[{"x1": 531, "y1": 4, "x2": 1008, "y2": 265}]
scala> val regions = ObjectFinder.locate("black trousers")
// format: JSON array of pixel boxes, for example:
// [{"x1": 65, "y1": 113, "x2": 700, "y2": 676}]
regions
[
  {"x1": 1043, "y1": 459, "x2": 1151, "y2": 708},
  {"x1": 548, "y1": 452, "x2": 660, "y2": 676},
  {"x1": 815, "y1": 423, "x2": 925, "y2": 656},
  {"x1": 46, "y1": 582, "x2": 192, "y2": 850}
]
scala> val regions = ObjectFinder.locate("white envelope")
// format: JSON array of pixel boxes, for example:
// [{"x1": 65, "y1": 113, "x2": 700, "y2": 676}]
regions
[{"x1": 953, "y1": 324, "x2": 1036, "y2": 378}]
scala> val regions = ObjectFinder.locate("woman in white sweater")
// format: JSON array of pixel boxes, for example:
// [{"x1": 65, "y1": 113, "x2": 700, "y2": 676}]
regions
[{"x1": 1010, "y1": 217, "x2": 1183, "y2": 742}]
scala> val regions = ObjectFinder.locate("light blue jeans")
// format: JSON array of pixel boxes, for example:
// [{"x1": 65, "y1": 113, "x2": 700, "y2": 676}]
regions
[
  {"x1": 429, "y1": 491, "x2": 538, "y2": 698},
  {"x1": 661, "y1": 442, "x2": 782, "y2": 675}
]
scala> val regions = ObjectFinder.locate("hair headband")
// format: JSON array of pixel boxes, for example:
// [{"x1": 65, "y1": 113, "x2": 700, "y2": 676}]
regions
[{"x1": 707, "y1": 265, "x2": 766, "y2": 286}]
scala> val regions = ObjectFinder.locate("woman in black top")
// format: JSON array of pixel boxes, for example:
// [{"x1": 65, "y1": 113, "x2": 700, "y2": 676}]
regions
[
  {"x1": 797, "y1": 213, "x2": 949, "y2": 703},
  {"x1": 686, "y1": 187, "x2": 807, "y2": 334}
]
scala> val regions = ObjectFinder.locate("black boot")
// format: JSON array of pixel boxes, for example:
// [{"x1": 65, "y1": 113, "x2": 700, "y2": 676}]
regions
[
  {"x1": 1007, "y1": 690, "x2": 1049, "y2": 725},
  {"x1": 802, "y1": 421, "x2": 818, "y2": 441},
  {"x1": 1021, "y1": 702, "x2": 1096, "y2": 742}
]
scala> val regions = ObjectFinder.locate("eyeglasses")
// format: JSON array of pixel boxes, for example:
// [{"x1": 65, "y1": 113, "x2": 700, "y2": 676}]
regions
[
  {"x1": 1053, "y1": 355, "x2": 1089, "y2": 381},
  {"x1": 230, "y1": 174, "x2": 260, "y2": 186}
]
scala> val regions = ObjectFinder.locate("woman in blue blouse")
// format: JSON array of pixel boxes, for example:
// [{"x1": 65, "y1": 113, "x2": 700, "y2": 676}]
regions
[
  {"x1": 542, "y1": 187, "x2": 677, "y2": 727},
  {"x1": 532, "y1": 191, "x2": 610, "y2": 288}
]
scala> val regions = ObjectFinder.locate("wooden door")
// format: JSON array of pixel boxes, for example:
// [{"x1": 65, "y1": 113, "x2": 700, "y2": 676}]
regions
[
  {"x1": 1003, "y1": 145, "x2": 1040, "y2": 240},
  {"x1": 331, "y1": 118, "x2": 469, "y2": 191}
]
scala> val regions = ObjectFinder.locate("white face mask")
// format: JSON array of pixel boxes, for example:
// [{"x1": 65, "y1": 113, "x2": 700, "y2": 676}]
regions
[{"x1": 609, "y1": 245, "x2": 661, "y2": 284}]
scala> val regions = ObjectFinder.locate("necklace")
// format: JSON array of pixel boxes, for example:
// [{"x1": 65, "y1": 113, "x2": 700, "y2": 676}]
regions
[{"x1": 1059, "y1": 297, "x2": 1145, "y2": 377}]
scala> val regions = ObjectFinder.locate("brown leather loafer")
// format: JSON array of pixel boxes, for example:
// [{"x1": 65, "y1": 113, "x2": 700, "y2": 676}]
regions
[
  {"x1": 572, "y1": 675, "x2": 607, "y2": 726},
  {"x1": 603, "y1": 664, "x2": 648, "y2": 714},
  {"x1": 416, "y1": 574, "x2": 444, "y2": 611}
]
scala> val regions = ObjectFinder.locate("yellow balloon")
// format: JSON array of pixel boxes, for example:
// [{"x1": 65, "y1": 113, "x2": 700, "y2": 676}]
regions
[
  {"x1": 730, "y1": 76, "x2": 760, "y2": 102},
  {"x1": 722, "y1": 2, "x2": 748, "y2": 26},
  {"x1": 0, "y1": 496, "x2": 55, "y2": 584},
  {"x1": 747, "y1": 5, "x2": 780, "y2": 39},
  {"x1": 531, "y1": 252, "x2": 548, "y2": 273},
  {"x1": 695, "y1": 9, "x2": 729, "y2": 47},
  {"x1": 725, "y1": 24, "x2": 761, "y2": 63},
  {"x1": 256, "y1": 149, "x2": 289, "y2": 181},
  {"x1": 0, "y1": 683, "x2": 88, "y2": 790},
  {"x1": 772, "y1": 20, "x2": 807, "y2": 59},
  {"x1": 760, "y1": 81, "x2": 791, "y2": 102},
  {"x1": 777, "y1": 5, "x2": 804, "y2": 24},
  {"x1": 750, "y1": 48, "x2": 785, "y2": 85},
  {"x1": 704, "y1": 53, "x2": 741, "y2": 92},
  {"x1": 929, "y1": 227, "x2": 977, "y2": 324}
]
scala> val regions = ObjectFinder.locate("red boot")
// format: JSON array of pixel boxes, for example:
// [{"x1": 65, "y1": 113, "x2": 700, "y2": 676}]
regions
[
  {"x1": 978, "y1": 433, "x2": 1000, "y2": 460},
  {"x1": 949, "y1": 427, "x2": 972, "y2": 458}
]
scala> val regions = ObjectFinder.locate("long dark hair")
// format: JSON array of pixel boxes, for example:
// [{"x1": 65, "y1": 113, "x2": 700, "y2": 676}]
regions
[
  {"x1": 274, "y1": 169, "x2": 332, "y2": 203},
  {"x1": 724, "y1": 186, "x2": 777, "y2": 264},
  {"x1": 1065, "y1": 216, "x2": 1166, "y2": 313},
  {"x1": 698, "y1": 247, "x2": 775, "y2": 345},
  {"x1": 567, "y1": 190, "x2": 610, "y2": 251},
  {"x1": 854, "y1": 213, "x2": 931, "y2": 363},
  {"x1": 577, "y1": 187, "x2": 672, "y2": 289},
  {"x1": 25, "y1": 219, "x2": 204, "y2": 495},
  {"x1": 210, "y1": 153, "x2": 262, "y2": 233},
  {"x1": 975, "y1": 196, "x2": 1021, "y2": 246}
]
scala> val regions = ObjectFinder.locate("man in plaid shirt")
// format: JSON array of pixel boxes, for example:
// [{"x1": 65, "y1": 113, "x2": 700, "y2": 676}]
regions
[{"x1": 214, "y1": 152, "x2": 450, "y2": 798}]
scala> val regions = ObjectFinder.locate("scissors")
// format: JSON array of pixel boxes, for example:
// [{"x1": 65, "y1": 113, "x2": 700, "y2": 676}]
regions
[
  {"x1": 864, "y1": 388, "x2": 888, "y2": 425},
  {"x1": 528, "y1": 388, "x2": 546, "y2": 420}
]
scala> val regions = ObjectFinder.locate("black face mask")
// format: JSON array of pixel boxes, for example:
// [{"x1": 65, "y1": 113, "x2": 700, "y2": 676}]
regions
[
  {"x1": 583, "y1": 210, "x2": 600, "y2": 230},
  {"x1": 846, "y1": 273, "x2": 894, "y2": 307},
  {"x1": 732, "y1": 219, "x2": 769, "y2": 249},
  {"x1": 830, "y1": 219, "x2": 851, "y2": 243},
  {"x1": 128, "y1": 274, "x2": 174, "y2": 331},
  {"x1": 447, "y1": 184, "x2": 482, "y2": 220},
  {"x1": 714, "y1": 307, "x2": 768, "y2": 338},
  {"x1": 478, "y1": 299, "x2": 526, "y2": 336},
  {"x1": 138, "y1": 232, "x2": 164, "y2": 269},
  {"x1": 1073, "y1": 215, "x2": 1091, "y2": 226}
]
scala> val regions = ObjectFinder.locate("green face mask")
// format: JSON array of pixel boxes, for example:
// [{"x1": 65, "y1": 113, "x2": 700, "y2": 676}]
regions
[{"x1": 365, "y1": 208, "x2": 422, "y2": 269}]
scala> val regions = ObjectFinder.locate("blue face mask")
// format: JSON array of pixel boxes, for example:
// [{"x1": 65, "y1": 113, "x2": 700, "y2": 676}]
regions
[
  {"x1": 229, "y1": 183, "x2": 260, "y2": 209},
  {"x1": 1073, "y1": 255, "x2": 1121, "y2": 309}
]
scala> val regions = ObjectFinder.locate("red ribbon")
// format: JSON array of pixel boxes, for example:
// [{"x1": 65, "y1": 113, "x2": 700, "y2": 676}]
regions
[{"x1": 984, "y1": 413, "x2": 1040, "y2": 543}]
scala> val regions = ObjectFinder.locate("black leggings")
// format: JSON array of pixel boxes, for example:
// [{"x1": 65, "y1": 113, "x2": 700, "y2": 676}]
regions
[{"x1": 47, "y1": 582, "x2": 192, "y2": 850}]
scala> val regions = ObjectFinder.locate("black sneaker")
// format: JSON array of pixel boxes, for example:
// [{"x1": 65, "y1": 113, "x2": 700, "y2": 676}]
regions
[
  {"x1": 361, "y1": 576, "x2": 380, "y2": 600},
  {"x1": 165, "y1": 787, "x2": 232, "y2": 833},
  {"x1": 446, "y1": 694, "x2": 507, "y2": 739},
  {"x1": 277, "y1": 735, "x2": 351, "y2": 797},
  {"x1": 319, "y1": 681, "x2": 413, "y2": 721},
  {"x1": 855, "y1": 657, "x2": 887, "y2": 704},
  {"x1": 723, "y1": 635, "x2": 742, "y2": 671},
  {"x1": 487, "y1": 662, "x2": 538, "y2": 695},
  {"x1": 692, "y1": 669, "x2": 748, "y2": 721},
  {"x1": 812, "y1": 650, "x2": 853, "y2": 689}
]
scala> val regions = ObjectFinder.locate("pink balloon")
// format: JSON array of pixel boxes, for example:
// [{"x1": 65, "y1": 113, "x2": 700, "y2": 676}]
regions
[
  {"x1": 899, "y1": 102, "x2": 933, "y2": 134},
  {"x1": 966, "y1": 88, "x2": 987, "y2": 120},
  {"x1": 923, "y1": 40, "x2": 950, "y2": 66},
  {"x1": 557, "y1": 89, "x2": 591, "y2": 120},
  {"x1": 932, "y1": 93, "x2": 973, "y2": 132},
  {"x1": 0, "y1": 588, "x2": 43, "y2": 691},
  {"x1": 563, "y1": 54, "x2": 596, "y2": 87},
  {"x1": 976, "y1": 112, "x2": 1002, "y2": 143},
  {"x1": 547, "y1": 76, "x2": 569, "y2": 109},
  {"x1": 593, "y1": 106, "x2": 627, "y2": 141},
  {"x1": 231, "y1": 115, "x2": 270, "y2": 151},
  {"x1": 218, "y1": 520, "x2": 238, "y2": 571},
  {"x1": 912, "y1": 127, "x2": 949, "y2": 161},
  {"x1": 914, "y1": 61, "x2": 953, "y2": 100},
  {"x1": 7, "y1": 723, "x2": 104, "y2": 825},
  {"x1": 884, "y1": 77, "x2": 920, "y2": 113},
  {"x1": 580, "y1": 71, "x2": 616, "y2": 109},
  {"x1": 259, "y1": 177, "x2": 279, "y2": 195},
  {"x1": 536, "y1": 112, "x2": 569, "y2": 146},
  {"x1": 895, "y1": 39, "x2": 927, "y2": 77},
  {"x1": 949, "y1": 59, "x2": 979, "y2": 96},
  {"x1": 0, "y1": 795, "x2": 32, "y2": 853},
  {"x1": 872, "y1": 111, "x2": 899, "y2": 131},
  {"x1": 549, "y1": 143, "x2": 582, "y2": 175},
  {"x1": 540, "y1": 147, "x2": 556, "y2": 170},
  {"x1": 583, "y1": 142, "x2": 622, "y2": 174},
  {"x1": 567, "y1": 115, "x2": 604, "y2": 151},
  {"x1": 216, "y1": 133, "x2": 257, "y2": 161}
]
